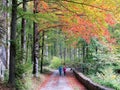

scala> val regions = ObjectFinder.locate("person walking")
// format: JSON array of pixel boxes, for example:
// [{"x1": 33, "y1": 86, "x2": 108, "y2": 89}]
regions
[
  {"x1": 58, "y1": 66, "x2": 62, "y2": 76},
  {"x1": 63, "y1": 66, "x2": 66, "y2": 76}
]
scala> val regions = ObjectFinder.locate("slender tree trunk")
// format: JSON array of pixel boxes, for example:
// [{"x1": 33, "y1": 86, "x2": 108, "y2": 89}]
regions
[
  {"x1": 53, "y1": 41, "x2": 57, "y2": 56},
  {"x1": 45, "y1": 35, "x2": 48, "y2": 61},
  {"x1": 49, "y1": 46, "x2": 52, "y2": 60},
  {"x1": 6, "y1": 0, "x2": 10, "y2": 69},
  {"x1": 78, "y1": 48, "x2": 81, "y2": 61},
  {"x1": 63, "y1": 47, "x2": 66, "y2": 64},
  {"x1": 82, "y1": 44, "x2": 85, "y2": 73},
  {"x1": 86, "y1": 44, "x2": 89, "y2": 59},
  {"x1": 32, "y1": 0, "x2": 39, "y2": 77},
  {"x1": 69, "y1": 47, "x2": 72, "y2": 60},
  {"x1": 41, "y1": 31, "x2": 44, "y2": 73},
  {"x1": 26, "y1": 35, "x2": 30, "y2": 62},
  {"x1": 21, "y1": 0, "x2": 27, "y2": 63},
  {"x1": 59, "y1": 42, "x2": 62, "y2": 59},
  {"x1": 50, "y1": 45, "x2": 53, "y2": 59},
  {"x1": 96, "y1": 46, "x2": 98, "y2": 54},
  {"x1": 71, "y1": 48, "x2": 74, "y2": 60},
  {"x1": 82, "y1": 45, "x2": 85, "y2": 62},
  {"x1": 8, "y1": 0, "x2": 17, "y2": 86},
  {"x1": 45, "y1": 44, "x2": 48, "y2": 60},
  {"x1": 73, "y1": 48, "x2": 76, "y2": 60}
]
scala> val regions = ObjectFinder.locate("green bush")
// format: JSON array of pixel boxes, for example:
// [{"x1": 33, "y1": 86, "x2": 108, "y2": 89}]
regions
[
  {"x1": 4, "y1": 70, "x2": 9, "y2": 83},
  {"x1": 15, "y1": 78, "x2": 26, "y2": 90},
  {"x1": 64, "y1": 58, "x2": 82, "y2": 68},
  {"x1": 49, "y1": 57, "x2": 63, "y2": 69},
  {"x1": 89, "y1": 67, "x2": 120, "y2": 90},
  {"x1": 43, "y1": 59, "x2": 50, "y2": 66},
  {"x1": 15, "y1": 47, "x2": 33, "y2": 90}
]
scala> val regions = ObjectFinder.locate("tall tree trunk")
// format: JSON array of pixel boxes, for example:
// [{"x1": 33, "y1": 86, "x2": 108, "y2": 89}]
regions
[
  {"x1": 53, "y1": 41, "x2": 57, "y2": 56},
  {"x1": 45, "y1": 36, "x2": 48, "y2": 61},
  {"x1": 1, "y1": 0, "x2": 8, "y2": 69},
  {"x1": 8, "y1": 0, "x2": 17, "y2": 86},
  {"x1": 82, "y1": 44, "x2": 85, "y2": 73},
  {"x1": 73, "y1": 48, "x2": 76, "y2": 60},
  {"x1": 69, "y1": 47, "x2": 72, "y2": 60},
  {"x1": 6, "y1": 0, "x2": 10, "y2": 69},
  {"x1": 32, "y1": 0, "x2": 39, "y2": 77},
  {"x1": 59, "y1": 43, "x2": 62, "y2": 59},
  {"x1": 82, "y1": 45, "x2": 85, "y2": 62},
  {"x1": 86, "y1": 44, "x2": 89, "y2": 59},
  {"x1": 41, "y1": 31, "x2": 44, "y2": 73},
  {"x1": 96, "y1": 46, "x2": 98, "y2": 54},
  {"x1": 78, "y1": 48, "x2": 81, "y2": 61},
  {"x1": 63, "y1": 47, "x2": 66, "y2": 64},
  {"x1": 21, "y1": 0, "x2": 27, "y2": 63},
  {"x1": 71, "y1": 48, "x2": 74, "y2": 60}
]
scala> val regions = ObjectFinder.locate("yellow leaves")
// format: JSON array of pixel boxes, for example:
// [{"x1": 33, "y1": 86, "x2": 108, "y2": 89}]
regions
[{"x1": 27, "y1": 1, "x2": 34, "y2": 11}]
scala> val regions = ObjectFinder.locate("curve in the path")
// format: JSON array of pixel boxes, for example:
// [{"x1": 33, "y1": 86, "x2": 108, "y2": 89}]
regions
[{"x1": 39, "y1": 68, "x2": 87, "y2": 90}]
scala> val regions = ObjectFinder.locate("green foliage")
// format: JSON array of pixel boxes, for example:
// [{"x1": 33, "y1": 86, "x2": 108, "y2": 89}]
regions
[
  {"x1": 89, "y1": 67, "x2": 120, "y2": 90},
  {"x1": 109, "y1": 24, "x2": 120, "y2": 52},
  {"x1": 43, "y1": 59, "x2": 50, "y2": 66},
  {"x1": 15, "y1": 77, "x2": 26, "y2": 90},
  {"x1": 49, "y1": 57, "x2": 63, "y2": 69},
  {"x1": 15, "y1": 40, "x2": 33, "y2": 90},
  {"x1": 15, "y1": 55, "x2": 33, "y2": 90},
  {"x1": 24, "y1": 75, "x2": 33, "y2": 90},
  {"x1": 64, "y1": 58, "x2": 82, "y2": 68},
  {"x1": 15, "y1": 49, "x2": 26, "y2": 90},
  {"x1": 85, "y1": 52, "x2": 120, "y2": 89},
  {"x1": 17, "y1": 7, "x2": 58, "y2": 23},
  {"x1": 4, "y1": 70, "x2": 9, "y2": 83},
  {"x1": 15, "y1": 73, "x2": 33, "y2": 90}
]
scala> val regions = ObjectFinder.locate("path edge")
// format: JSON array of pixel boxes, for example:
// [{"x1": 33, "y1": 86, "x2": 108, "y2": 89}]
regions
[{"x1": 73, "y1": 69, "x2": 114, "y2": 90}]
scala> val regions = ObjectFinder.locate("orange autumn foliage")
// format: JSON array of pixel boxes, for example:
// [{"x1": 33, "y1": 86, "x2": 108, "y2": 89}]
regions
[{"x1": 33, "y1": 0, "x2": 117, "y2": 45}]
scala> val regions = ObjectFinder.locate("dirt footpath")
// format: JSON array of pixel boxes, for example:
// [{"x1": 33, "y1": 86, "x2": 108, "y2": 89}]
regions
[{"x1": 38, "y1": 68, "x2": 87, "y2": 90}]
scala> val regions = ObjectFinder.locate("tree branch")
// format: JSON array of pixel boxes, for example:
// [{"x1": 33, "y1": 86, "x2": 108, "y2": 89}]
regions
[
  {"x1": 63, "y1": 0, "x2": 111, "y2": 11},
  {"x1": 17, "y1": 0, "x2": 33, "y2": 6},
  {"x1": 58, "y1": 2, "x2": 86, "y2": 17},
  {"x1": 38, "y1": 24, "x2": 66, "y2": 33}
]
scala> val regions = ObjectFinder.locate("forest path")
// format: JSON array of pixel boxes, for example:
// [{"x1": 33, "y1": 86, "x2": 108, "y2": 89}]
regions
[{"x1": 38, "y1": 68, "x2": 87, "y2": 90}]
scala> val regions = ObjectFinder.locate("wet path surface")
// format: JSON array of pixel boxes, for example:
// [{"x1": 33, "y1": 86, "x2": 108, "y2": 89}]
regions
[{"x1": 39, "y1": 68, "x2": 87, "y2": 90}]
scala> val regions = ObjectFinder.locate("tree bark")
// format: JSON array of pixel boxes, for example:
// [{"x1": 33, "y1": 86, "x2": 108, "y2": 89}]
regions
[
  {"x1": 41, "y1": 31, "x2": 44, "y2": 73},
  {"x1": 86, "y1": 44, "x2": 89, "y2": 59},
  {"x1": 59, "y1": 43, "x2": 62, "y2": 59},
  {"x1": 69, "y1": 47, "x2": 72, "y2": 60},
  {"x1": 63, "y1": 47, "x2": 66, "y2": 64},
  {"x1": 8, "y1": 0, "x2": 17, "y2": 86},
  {"x1": 78, "y1": 48, "x2": 81, "y2": 61},
  {"x1": 96, "y1": 46, "x2": 98, "y2": 54},
  {"x1": 82, "y1": 45, "x2": 85, "y2": 62},
  {"x1": 6, "y1": 0, "x2": 10, "y2": 69},
  {"x1": 21, "y1": 0, "x2": 27, "y2": 63},
  {"x1": 53, "y1": 40, "x2": 57, "y2": 56},
  {"x1": 32, "y1": 0, "x2": 39, "y2": 77}
]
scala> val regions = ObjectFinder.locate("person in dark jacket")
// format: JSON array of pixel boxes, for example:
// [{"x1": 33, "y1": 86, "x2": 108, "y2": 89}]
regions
[
  {"x1": 63, "y1": 66, "x2": 66, "y2": 76},
  {"x1": 58, "y1": 66, "x2": 62, "y2": 76}
]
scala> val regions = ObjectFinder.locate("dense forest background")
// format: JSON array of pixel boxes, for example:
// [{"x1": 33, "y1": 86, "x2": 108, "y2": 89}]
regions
[{"x1": 0, "y1": 0, "x2": 120, "y2": 90}]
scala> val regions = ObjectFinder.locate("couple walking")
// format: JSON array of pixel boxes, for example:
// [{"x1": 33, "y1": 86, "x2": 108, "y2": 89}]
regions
[{"x1": 58, "y1": 66, "x2": 66, "y2": 76}]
